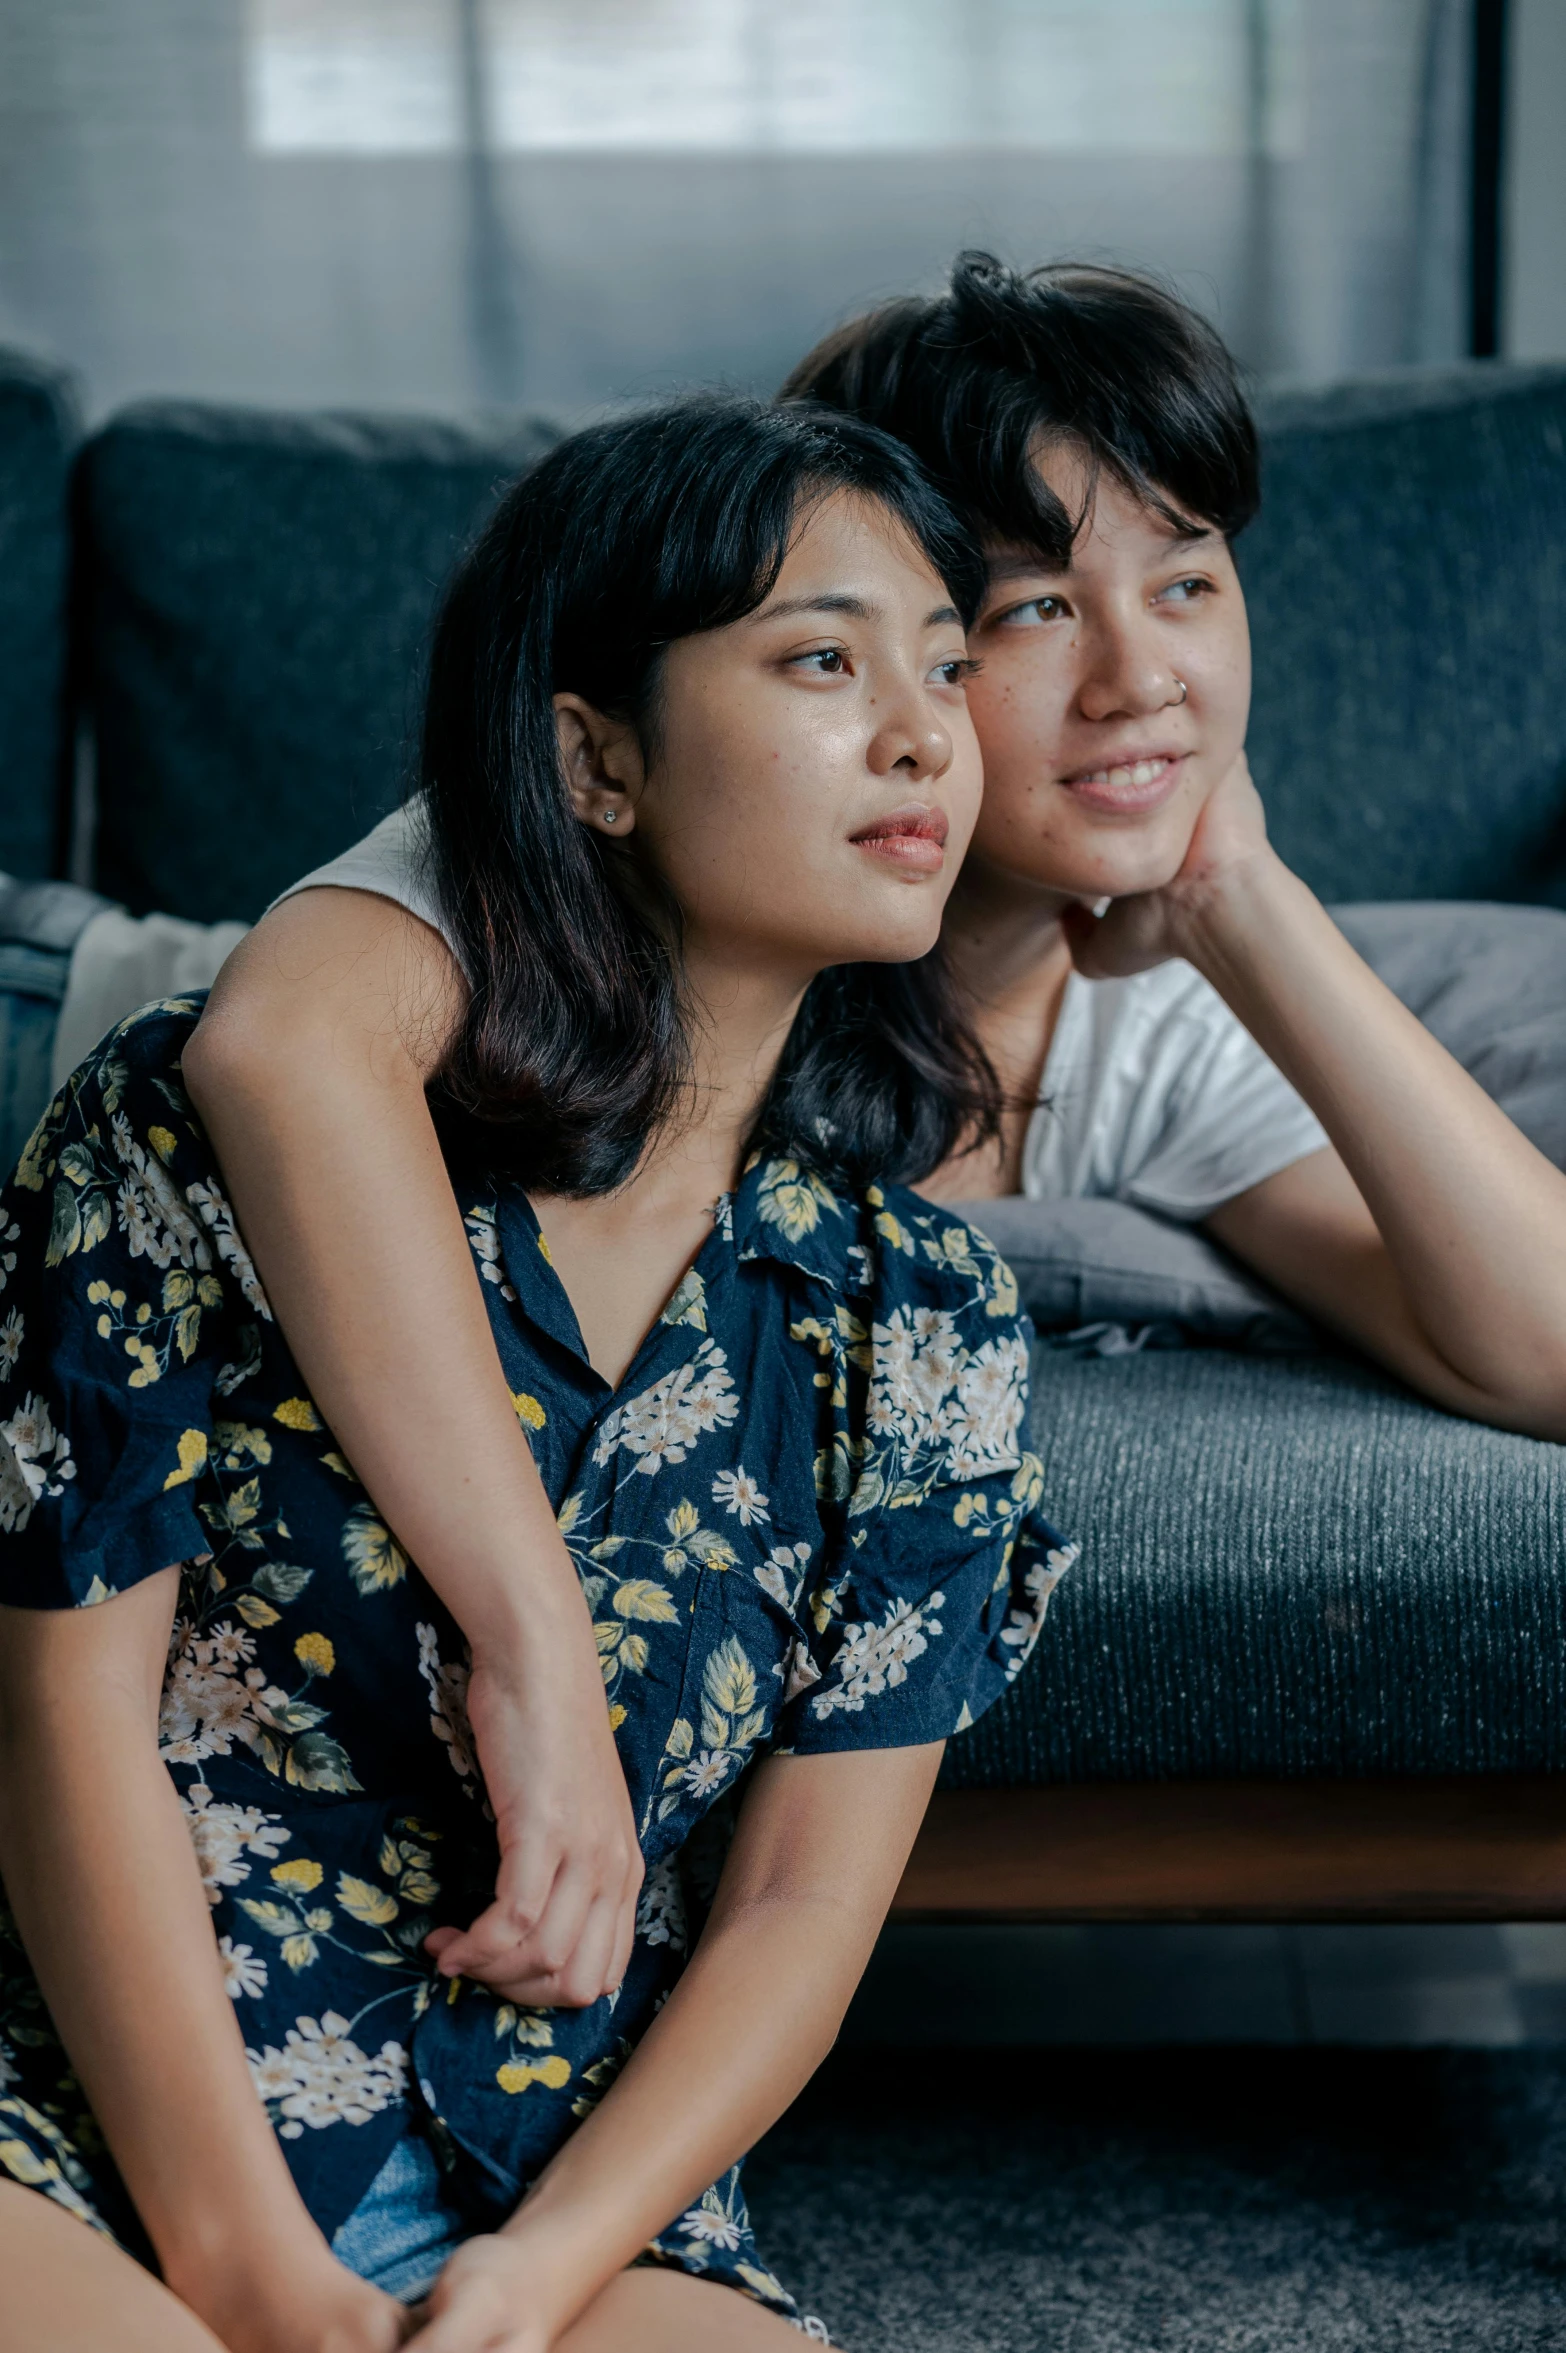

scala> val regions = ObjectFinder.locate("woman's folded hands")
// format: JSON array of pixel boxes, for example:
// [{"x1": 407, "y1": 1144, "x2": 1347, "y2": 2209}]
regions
[{"x1": 403, "y1": 2236, "x2": 557, "y2": 2353}]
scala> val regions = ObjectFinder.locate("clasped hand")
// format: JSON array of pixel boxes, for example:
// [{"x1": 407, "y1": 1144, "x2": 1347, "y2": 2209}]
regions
[{"x1": 422, "y1": 1636, "x2": 643, "y2": 2007}]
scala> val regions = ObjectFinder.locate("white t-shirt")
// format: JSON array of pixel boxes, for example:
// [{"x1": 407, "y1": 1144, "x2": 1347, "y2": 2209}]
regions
[
  {"x1": 282, "y1": 800, "x2": 1329, "y2": 1223},
  {"x1": 1022, "y1": 961, "x2": 1327, "y2": 1220},
  {"x1": 272, "y1": 800, "x2": 443, "y2": 937}
]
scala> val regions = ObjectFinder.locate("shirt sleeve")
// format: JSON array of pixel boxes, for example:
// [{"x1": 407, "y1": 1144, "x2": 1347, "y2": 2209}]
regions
[
  {"x1": 775, "y1": 1211, "x2": 1078, "y2": 1755},
  {"x1": 0, "y1": 1003, "x2": 253, "y2": 1608},
  {"x1": 1055, "y1": 964, "x2": 1329, "y2": 1223},
  {"x1": 266, "y1": 799, "x2": 453, "y2": 953}
]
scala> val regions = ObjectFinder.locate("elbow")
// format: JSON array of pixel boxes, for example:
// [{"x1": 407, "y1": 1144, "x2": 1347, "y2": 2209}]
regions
[
  {"x1": 1389, "y1": 1318, "x2": 1566, "y2": 1447},
  {"x1": 183, "y1": 979, "x2": 406, "y2": 1125},
  {"x1": 181, "y1": 992, "x2": 310, "y2": 1125},
  {"x1": 180, "y1": 997, "x2": 255, "y2": 1118},
  {"x1": 1445, "y1": 1365, "x2": 1566, "y2": 1447},
  {"x1": 1503, "y1": 1386, "x2": 1566, "y2": 1447}
]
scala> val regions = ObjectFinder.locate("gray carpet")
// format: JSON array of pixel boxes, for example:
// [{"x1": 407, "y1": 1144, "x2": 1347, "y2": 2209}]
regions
[{"x1": 746, "y1": 2049, "x2": 1566, "y2": 2350}]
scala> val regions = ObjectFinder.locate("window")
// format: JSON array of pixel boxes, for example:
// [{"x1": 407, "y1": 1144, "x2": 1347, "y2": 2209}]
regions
[{"x1": 248, "y1": 0, "x2": 1302, "y2": 159}]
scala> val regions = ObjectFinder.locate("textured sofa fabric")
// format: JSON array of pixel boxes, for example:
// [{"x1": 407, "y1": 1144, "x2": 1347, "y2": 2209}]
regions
[
  {"x1": 941, "y1": 1345, "x2": 1566, "y2": 1787},
  {"x1": 1243, "y1": 363, "x2": 1566, "y2": 908},
  {"x1": 81, "y1": 404, "x2": 560, "y2": 919},
  {"x1": 0, "y1": 348, "x2": 77, "y2": 880}
]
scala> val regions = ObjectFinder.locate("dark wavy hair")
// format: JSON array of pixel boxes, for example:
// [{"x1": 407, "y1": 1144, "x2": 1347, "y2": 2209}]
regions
[
  {"x1": 423, "y1": 394, "x2": 1000, "y2": 1197},
  {"x1": 779, "y1": 250, "x2": 1260, "y2": 562}
]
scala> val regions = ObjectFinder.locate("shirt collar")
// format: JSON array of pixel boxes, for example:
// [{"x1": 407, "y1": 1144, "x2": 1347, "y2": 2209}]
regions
[
  {"x1": 492, "y1": 1189, "x2": 592, "y2": 1363},
  {"x1": 728, "y1": 1154, "x2": 856, "y2": 1295},
  {"x1": 484, "y1": 1153, "x2": 856, "y2": 1368}
]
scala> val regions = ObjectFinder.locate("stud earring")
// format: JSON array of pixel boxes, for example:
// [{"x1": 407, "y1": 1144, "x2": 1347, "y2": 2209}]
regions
[{"x1": 602, "y1": 808, "x2": 618, "y2": 824}]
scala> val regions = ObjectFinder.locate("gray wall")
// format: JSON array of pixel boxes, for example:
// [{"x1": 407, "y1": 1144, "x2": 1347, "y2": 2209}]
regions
[{"x1": 1503, "y1": 0, "x2": 1566, "y2": 360}]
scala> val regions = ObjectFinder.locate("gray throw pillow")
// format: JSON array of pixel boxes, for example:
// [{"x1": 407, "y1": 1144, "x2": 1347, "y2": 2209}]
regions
[
  {"x1": 949, "y1": 1193, "x2": 1317, "y2": 1353},
  {"x1": 956, "y1": 900, "x2": 1566, "y2": 1348}
]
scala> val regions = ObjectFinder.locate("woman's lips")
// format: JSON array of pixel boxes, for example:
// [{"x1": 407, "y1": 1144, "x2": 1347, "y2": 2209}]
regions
[
  {"x1": 850, "y1": 802, "x2": 950, "y2": 873},
  {"x1": 1059, "y1": 751, "x2": 1188, "y2": 815}
]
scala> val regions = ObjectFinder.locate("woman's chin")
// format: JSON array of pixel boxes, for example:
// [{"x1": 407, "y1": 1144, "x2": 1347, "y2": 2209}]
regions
[
  {"x1": 996, "y1": 852, "x2": 1187, "y2": 907},
  {"x1": 1015, "y1": 822, "x2": 1201, "y2": 907},
  {"x1": 970, "y1": 809, "x2": 1200, "y2": 909}
]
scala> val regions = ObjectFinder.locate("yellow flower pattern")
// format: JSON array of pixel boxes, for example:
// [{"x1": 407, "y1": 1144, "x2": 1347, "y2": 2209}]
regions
[{"x1": 0, "y1": 1001, "x2": 1076, "y2": 2326}]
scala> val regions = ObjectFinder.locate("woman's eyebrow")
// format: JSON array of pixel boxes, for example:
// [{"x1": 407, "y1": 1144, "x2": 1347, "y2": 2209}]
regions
[
  {"x1": 759, "y1": 592, "x2": 961, "y2": 628},
  {"x1": 985, "y1": 555, "x2": 1067, "y2": 584},
  {"x1": 761, "y1": 591, "x2": 876, "y2": 621}
]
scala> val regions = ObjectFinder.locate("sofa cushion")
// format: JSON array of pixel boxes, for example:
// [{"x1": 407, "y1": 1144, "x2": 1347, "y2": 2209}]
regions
[
  {"x1": 0, "y1": 348, "x2": 77, "y2": 880},
  {"x1": 1242, "y1": 364, "x2": 1566, "y2": 908},
  {"x1": 940, "y1": 1343, "x2": 1566, "y2": 1787},
  {"x1": 80, "y1": 404, "x2": 561, "y2": 921}
]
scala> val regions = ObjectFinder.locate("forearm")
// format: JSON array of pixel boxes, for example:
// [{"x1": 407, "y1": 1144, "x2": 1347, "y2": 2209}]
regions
[
  {"x1": 0, "y1": 1581, "x2": 320, "y2": 2291},
  {"x1": 187, "y1": 906, "x2": 587, "y2": 1660},
  {"x1": 189, "y1": 897, "x2": 638, "y2": 2008},
  {"x1": 507, "y1": 1896, "x2": 852, "y2": 2312},
  {"x1": 1182, "y1": 852, "x2": 1566, "y2": 1428},
  {"x1": 497, "y1": 1744, "x2": 941, "y2": 2336}
]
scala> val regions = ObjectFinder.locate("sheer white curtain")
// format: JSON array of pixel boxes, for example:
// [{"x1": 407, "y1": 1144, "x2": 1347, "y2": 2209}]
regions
[{"x1": 0, "y1": 0, "x2": 1473, "y2": 421}]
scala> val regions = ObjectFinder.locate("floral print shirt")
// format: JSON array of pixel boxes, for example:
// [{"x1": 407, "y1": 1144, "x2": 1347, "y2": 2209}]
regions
[{"x1": 0, "y1": 1001, "x2": 1074, "y2": 2318}]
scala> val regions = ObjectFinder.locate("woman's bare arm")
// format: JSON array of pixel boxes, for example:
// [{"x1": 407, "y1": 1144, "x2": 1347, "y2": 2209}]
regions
[
  {"x1": 409, "y1": 1740, "x2": 944, "y2": 2352},
  {"x1": 0, "y1": 1574, "x2": 405, "y2": 2353},
  {"x1": 1191, "y1": 865, "x2": 1566, "y2": 1437},
  {"x1": 1075, "y1": 757, "x2": 1566, "y2": 1439},
  {"x1": 184, "y1": 890, "x2": 640, "y2": 2003}
]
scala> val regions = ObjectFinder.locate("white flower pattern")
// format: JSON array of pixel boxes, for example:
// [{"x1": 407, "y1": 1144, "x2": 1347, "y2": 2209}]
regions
[
  {"x1": 0, "y1": 1392, "x2": 76, "y2": 1533},
  {"x1": 180, "y1": 1782, "x2": 291, "y2": 1901},
  {"x1": 0, "y1": 1003, "x2": 1076, "y2": 2339},
  {"x1": 592, "y1": 1338, "x2": 739, "y2": 1475},
  {"x1": 711, "y1": 1466, "x2": 770, "y2": 1525},
  {"x1": 416, "y1": 1620, "x2": 479, "y2": 1786},
  {"x1": 245, "y1": 2013, "x2": 408, "y2": 2138},
  {"x1": 219, "y1": 1937, "x2": 269, "y2": 1999}
]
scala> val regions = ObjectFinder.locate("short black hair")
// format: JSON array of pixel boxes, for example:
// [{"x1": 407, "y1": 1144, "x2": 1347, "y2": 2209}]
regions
[
  {"x1": 423, "y1": 392, "x2": 1000, "y2": 1196},
  {"x1": 780, "y1": 250, "x2": 1259, "y2": 565}
]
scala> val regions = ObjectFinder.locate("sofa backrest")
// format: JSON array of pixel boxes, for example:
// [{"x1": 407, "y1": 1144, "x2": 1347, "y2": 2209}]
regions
[
  {"x1": 55, "y1": 357, "x2": 1566, "y2": 923},
  {"x1": 0, "y1": 349, "x2": 77, "y2": 880},
  {"x1": 80, "y1": 404, "x2": 560, "y2": 920},
  {"x1": 1243, "y1": 362, "x2": 1566, "y2": 907}
]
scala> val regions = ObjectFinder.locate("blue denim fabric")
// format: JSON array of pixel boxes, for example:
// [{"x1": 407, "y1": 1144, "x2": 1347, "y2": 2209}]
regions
[
  {"x1": 0, "y1": 944, "x2": 66, "y2": 1181},
  {"x1": 330, "y1": 2125, "x2": 471, "y2": 2305},
  {"x1": 0, "y1": 875, "x2": 108, "y2": 1179}
]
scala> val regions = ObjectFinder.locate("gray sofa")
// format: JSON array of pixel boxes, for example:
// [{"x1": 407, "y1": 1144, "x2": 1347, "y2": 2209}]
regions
[{"x1": 4, "y1": 349, "x2": 1566, "y2": 1874}]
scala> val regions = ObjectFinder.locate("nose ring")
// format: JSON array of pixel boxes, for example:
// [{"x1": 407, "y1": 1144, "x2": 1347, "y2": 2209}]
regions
[{"x1": 1170, "y1": 675, "x2": 1188, "y2": 706}]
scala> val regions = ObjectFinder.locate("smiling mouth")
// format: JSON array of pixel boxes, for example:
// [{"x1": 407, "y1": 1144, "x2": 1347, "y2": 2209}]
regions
[
  {"x1": 1060, "y1": 752, "x2": 1187, "y2": 813},
  {"x1": 850, "y1": 803, "x2": 950, "y2": 872}
]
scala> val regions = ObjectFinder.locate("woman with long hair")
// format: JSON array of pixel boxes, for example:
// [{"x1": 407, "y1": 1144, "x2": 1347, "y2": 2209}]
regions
[{"x1": 0, "y1": 394, "x2": 1071, "y2": 2351}]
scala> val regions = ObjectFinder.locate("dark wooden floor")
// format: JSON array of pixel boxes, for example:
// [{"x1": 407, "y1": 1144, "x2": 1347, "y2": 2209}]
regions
[{"x1": 893, "y1": 1780, "x2": 1566, "y2": 1923}]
